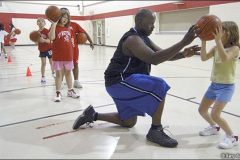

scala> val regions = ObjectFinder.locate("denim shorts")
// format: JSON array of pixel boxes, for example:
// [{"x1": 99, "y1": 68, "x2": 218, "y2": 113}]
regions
[
  {"x1": 106, "y1": 74, "x2": 170, "y2": 120},
  {"x1": 39, "y1": 50, "x2": 52, "y2": 59},
  {"x1": 204, "y1": 82, "x2": 235, "y2": 103}
]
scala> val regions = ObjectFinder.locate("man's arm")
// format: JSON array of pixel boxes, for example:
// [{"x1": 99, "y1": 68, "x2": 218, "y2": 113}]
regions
[
  {"x1": 150, "y1": 39, "x2": 200, "y2": 61},
  {"x1": 124, "y1": 36, "x2": 186, "y2": 65},
  {"x1": 150, "y1": 39, "x2": 185, "y2": 61},
  {"x1": 168, "y1": 52, "x2": 185, "y2": 61},
  {"x1": 169, "y1": 45, "x2": 201, "y2": 61},
  {"x1": 123, "y1": 25, "x2": 196, "y2": 65}
]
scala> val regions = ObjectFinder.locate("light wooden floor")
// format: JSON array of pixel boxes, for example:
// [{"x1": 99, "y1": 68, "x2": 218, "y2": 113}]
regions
[{"x1": 0, "y1": 45, "x2": 239, "y2": 159}]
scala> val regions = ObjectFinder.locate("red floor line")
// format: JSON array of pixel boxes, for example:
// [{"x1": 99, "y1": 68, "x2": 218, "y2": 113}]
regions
[
  {"x1": 43, "y1": 130, "x2": 79, "y2": 140},
  {"x1": 36, "y1": 120, "x2": 72, "y2": 129}
]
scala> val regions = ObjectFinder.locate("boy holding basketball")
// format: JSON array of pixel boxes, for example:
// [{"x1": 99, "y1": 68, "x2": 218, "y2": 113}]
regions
[
  {"x1": 198, "y1": 21, "x2": 239, "y2": 149},
  {"x1": 37, "y1": 18, "x2": 55, "y2": 84},
  {"x1": 48, "y1": 9, "x2": 80, "y2": 102},
  {"x1": 60, "y1": 7, "x2": 94, "y2": 89}
]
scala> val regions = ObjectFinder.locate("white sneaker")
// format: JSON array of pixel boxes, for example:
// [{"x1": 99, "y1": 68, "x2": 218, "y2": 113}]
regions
[
  {"x1": 67, "y1": 89, "x2": 80, "y2": 98},
  {"x1": 74, "y1": 80, "x2": 83, "y2": 88},
  {"x1": 218, "y1": 135, "x2": 238, "y2": 149},
  {"x1": 41, "y1": 77, "x2": 46, "y2": 84},
  {"x1": 54, "y1": 91, "x2": 62, "y2": 102},
  {"x1": 199, "y1": 125, "x2": 220, "y2": 136}
]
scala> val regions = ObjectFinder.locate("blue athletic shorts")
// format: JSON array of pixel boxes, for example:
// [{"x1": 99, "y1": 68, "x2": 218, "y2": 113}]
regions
[
  {"x1": 106, "y1": 74, "x2": 170, "y2": 120},
  {"x1": 204, "y1": 82, "x2": 235, "y2": 103},
  {"x1": 39, "y1": 50, "x2": 52, "y2": 58}
]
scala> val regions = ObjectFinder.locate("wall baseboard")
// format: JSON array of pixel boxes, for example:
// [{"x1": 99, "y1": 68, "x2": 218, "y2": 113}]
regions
[
  {"x1": 6, "y1": 44, "x2": 117, "y2": 48},
  {"x1": 5, "y1": 44, "x2": 37, "y2": 47}
]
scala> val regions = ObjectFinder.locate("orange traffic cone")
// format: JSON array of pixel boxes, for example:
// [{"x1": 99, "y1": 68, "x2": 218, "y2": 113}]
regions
[
  {"x1": 7, "y1": 56, "x2": 12, "y2": 63},
  {"x1": 26, "y1": 67, "x2": 32, "y2": 77}
]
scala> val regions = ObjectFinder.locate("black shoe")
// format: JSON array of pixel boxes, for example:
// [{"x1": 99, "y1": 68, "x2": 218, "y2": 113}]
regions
[
  {"x1": 146, "y1": 126, "x2": 178, "y2": 148},
  {"x1": 72, "y1": 105, "x2": 96, "y2": 130}
]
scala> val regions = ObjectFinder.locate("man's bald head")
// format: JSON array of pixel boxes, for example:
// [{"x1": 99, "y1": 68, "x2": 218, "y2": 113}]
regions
[
  {"x1": 135, "y1": 9, "x2": 154, "y2": 24},
  {"x1": 134, "y1": 9, "x2": 155, "y2": 36}
]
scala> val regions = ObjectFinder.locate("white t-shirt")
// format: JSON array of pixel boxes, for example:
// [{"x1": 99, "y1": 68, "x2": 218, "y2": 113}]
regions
[{"x1": 0, "y1": 30, "x2": 9, "y2": 43}]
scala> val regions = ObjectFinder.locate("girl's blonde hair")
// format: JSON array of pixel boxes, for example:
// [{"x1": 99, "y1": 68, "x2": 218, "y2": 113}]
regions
[
  {"x1": 59, "y1": 10, "x2": 70, "y2": 27},
  {"x1": 222, "y1": 21, "x2": 240, "y2": 48}
]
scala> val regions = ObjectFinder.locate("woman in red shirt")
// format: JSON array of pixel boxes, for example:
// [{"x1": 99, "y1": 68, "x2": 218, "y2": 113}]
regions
[{"x1": 48, "y1": 10, "x2": 80, "y2": 102}]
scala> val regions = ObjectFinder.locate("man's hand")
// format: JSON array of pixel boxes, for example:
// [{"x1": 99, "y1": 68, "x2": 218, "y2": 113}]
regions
[
  {"x1": 183, "y1": 45, "x2": 201, "y2": 57},
  {"x1": 181, "y1": 25, "x2": 198, "y2": 46}
]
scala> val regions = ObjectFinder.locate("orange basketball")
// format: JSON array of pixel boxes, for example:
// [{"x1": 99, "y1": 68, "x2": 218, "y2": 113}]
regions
[
  {"x1": 196, "y1": 15, "x2": 222, "y2": 41},
  {"x1": 77, "y1": 33, "x2": 87, "y2": 44},
  {"x1": 45, "y1": 5, "x2": 62, "y2": 22},
  {"x1": 29, "y1": 31, "x2": 41, "y2": 42},
  {"x1": 14, "y1": 28, "x2": 21, "y2": 35}
]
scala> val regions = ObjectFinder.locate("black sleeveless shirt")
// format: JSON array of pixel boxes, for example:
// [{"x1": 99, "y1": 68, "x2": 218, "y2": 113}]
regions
[{"x1": 104, "y1": 28, "x2": 157, "y2": 86}]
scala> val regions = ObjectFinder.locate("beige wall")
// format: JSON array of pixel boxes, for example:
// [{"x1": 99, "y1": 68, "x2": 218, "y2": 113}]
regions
[
  {"x1": 86, "y1": 1, "x2": 240, "y2": 49},
  {"x1": 1, "y1": 1, "x2": 240, "y2": 47}
]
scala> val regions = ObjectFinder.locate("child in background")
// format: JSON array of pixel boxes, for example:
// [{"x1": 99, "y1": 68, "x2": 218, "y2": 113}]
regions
[
  {"x1": 0, "y1": 23, "x2": 11, "y2": 58},
  {"x1": 198, "y1": 21, "x2": 239, "y2": 149},
  {"x1": 60, "y1": 7, "x2": 94, "y2": 89},
  {"x1": 48, "y1": 10, "x2": 80, "y2": 102},
  {"x1": 9, "y1": 31, "x2": 17, "y2": 49},
  {"x1": 37, "y1": 18, "x2": 55, "y2": 84},
  {"x1": 9, "y1": 23, "x2": 17, "y2": 49}
]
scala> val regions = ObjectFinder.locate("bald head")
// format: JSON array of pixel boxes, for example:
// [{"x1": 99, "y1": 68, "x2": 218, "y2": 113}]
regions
[
  {"x1": 134, "y1": 9, "x2": 155, "y2": 36},
  {"x1": 135, "y1": 9, "x2": 154, "y2": 24}
]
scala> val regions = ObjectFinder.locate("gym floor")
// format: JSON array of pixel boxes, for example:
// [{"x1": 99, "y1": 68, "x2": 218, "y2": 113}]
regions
[{"x1": 0, "y1": 45, "x2": 239, "y2": 159}]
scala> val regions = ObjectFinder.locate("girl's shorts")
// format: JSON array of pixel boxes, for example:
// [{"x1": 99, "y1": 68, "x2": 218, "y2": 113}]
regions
[
  {"x1": 52, "y1": 61, "x2": 73, "y2": 71},
  {"x1": 204, "y1": 82, "x2": 235, "y2": 103},
  {"x1": 39, "y1": 50, "x2": 52, "y2": 59}
]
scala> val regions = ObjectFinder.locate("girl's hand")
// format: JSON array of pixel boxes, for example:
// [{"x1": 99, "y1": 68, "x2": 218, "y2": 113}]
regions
[
  {"x1": 213, "y1": 25, "x2": 223, "y2": 41},
  {"x1": 48, "y1": 18, "x2": 59, "y2": 25},
  {"x1": 38, "y1": 37, "x2": 44, "y2": 43},
  {"x1": 90, "y1": 42, "x2": 94, "y2": 50}
]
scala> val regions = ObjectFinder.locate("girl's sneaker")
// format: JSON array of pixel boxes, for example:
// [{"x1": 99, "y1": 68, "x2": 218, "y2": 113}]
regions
[
  {"x1": 218, "y1": 135, "x2": 238, "y2": 149},
  {"x1": 199, "y1": 125, "x2": 220, "y2": 136},
  {"x1": 41, "y1": 77, "x2": 46, "y2": 84},
  {"x1": 74, "y1": 80, "x2": 83, "y2": 88},
  {"x1": 54, "y1": 91, "x2": 62, "y2": 102},
  {"x1": 67, "y1": 89, "x2": 80, "y2": 98}
]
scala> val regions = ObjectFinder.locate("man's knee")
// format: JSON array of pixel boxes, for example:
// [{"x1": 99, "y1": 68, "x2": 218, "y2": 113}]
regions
[{"x1": 122, "y1": 117, "x2": 137, "y2": 128}]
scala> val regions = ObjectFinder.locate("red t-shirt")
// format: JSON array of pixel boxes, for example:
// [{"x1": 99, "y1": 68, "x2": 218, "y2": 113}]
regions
[
  {"x1": 38, "y1": 28, "x2": 52, "y2": 52},
  {"x1": 52, "y1": 26, "x2": 73, "y2": 61},
  {"x1": 69, "y1": 22, "x2": 86, "y2": 47}
]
